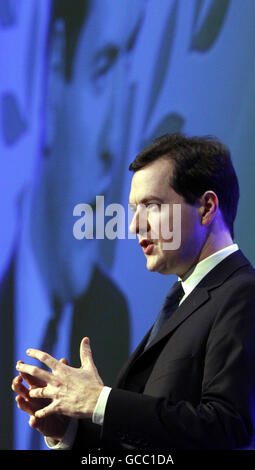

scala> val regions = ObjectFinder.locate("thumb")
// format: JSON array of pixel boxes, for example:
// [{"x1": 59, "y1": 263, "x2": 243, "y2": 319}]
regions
[
  {"x1": 80, "y1": 337, "x2": 92, "y2": 368},
  {"x1": 80, "y1": 337, "x2": 104, "y2": 385}
]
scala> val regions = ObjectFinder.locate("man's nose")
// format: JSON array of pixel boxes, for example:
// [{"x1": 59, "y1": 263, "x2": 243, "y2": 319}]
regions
[
  {"x1": 129, "y1": 205, "x2": 149, "y2": 235},
  {"x1": 129, "y1": 210, "x2": 139, "y2": 234}
]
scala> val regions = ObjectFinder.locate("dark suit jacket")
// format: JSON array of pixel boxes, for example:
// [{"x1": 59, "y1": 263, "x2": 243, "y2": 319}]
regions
[{"x1": 74, "y1": 250, "x2": 255, "y2": 450}]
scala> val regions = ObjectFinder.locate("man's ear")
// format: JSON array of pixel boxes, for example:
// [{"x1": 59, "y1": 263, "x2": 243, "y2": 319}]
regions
[{"x1": 199, "y1": 191, "x2": 219, "y2": 226}]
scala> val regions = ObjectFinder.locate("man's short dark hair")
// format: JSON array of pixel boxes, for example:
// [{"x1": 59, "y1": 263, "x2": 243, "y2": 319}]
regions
[{"x1": 129, "y1": 133, "x2": 239, "y2": 239}]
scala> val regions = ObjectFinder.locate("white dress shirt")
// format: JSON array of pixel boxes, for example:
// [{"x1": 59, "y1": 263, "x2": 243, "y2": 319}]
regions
[{"x1": 46, "y1": 243, "x2": 239, "y2": 449}]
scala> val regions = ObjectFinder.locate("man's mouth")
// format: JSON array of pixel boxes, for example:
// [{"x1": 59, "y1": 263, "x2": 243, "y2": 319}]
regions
[{"x1": 139, "y1": 239, "x2": 154, "y2": 255}]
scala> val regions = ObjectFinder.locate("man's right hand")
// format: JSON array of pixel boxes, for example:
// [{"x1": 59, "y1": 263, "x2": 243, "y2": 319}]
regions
[{"x1": 12, "y1": 358, "x2": 69, "y2": 442}]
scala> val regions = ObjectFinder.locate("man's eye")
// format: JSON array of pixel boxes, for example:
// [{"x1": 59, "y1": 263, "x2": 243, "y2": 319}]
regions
[{"x1": 146, "y1": 203, "x2": 160, "y2": 211}]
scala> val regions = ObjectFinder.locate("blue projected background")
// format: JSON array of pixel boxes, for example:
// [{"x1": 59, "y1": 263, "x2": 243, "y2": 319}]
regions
[{"x1": 1, "y1": 0, "x2": 255, "y2": 450}]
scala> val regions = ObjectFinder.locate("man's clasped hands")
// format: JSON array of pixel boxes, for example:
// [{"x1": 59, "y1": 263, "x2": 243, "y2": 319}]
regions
[{"x1": 11, "y1": 337, "x2": 104, "y2": 443}]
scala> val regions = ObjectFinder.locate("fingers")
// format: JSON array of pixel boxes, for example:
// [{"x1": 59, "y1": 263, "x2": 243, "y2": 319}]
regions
[
  {"x1": 29, "y1": 415, "x2": 38, "y2": 428},
  {"x1": 26, "y1": 348, "x2": 59, "y2": 370},
  {"x1": 15, "y1": 395, "x2": 35, "y2": 416},
  {"x1": 13, "y1": 360, "x2": 47, "y2": 393},
  {"x1": 17, "y1": 357, "x2": 68, "y2": 389},
  {"x1": 28, "y1": 415, "x2": 46, "y2": 430},
  {"x1": 16, "y1": 362, "x2": 54, "y2": 384},
  {"x1": 34, "y1": 401, "x2": 56, "y2": 419},
  {"x1": 14, "y1": 355, "x2": 68, "y2": 402},
  {"x1": 13, "y1": 354, "x2": 70, "y2": 426},
  {"x1": 29, "y1": 387, "x2": 51, "y2": 399},
  {"x1": 16, "y1": 353, "x2": 68, "y2": 383},
  {"x1": 12, "y1": 375, "x2": 30, "y2": 400},
  {"x1": 12, "y1": 372, "x2": 44, "y2": 416},
  {"x1": 19, "y1": 371, "x2": 47, "y2": 389}
]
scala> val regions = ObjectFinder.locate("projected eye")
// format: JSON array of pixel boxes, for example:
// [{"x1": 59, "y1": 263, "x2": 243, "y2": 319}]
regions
[{"x1": 91, "y1": 45, "x2": 119, "y2": 88}]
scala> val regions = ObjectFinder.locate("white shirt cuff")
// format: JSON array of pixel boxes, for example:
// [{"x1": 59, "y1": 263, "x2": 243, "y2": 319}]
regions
[{"x1": 92, "y1": 386, "x2": 112, "y2": 426}]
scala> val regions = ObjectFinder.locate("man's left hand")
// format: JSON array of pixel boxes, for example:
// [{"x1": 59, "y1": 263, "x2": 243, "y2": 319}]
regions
[{"x1": 16, "y1": 337, "x2": 104, "y2": 420}]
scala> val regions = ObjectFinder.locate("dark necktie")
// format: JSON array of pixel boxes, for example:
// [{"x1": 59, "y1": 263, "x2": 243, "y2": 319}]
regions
[{"x1": 144, "y1": 280, "x2": 185, "y2": 350}]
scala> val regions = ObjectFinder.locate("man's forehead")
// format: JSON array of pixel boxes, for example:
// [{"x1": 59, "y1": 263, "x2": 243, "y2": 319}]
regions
[
  {"x1": 129, "y1": 159, "x2": 173, "y2": 203},
  {"x1": 131, "y1": 157, "x2": 173, "y2": 183}
]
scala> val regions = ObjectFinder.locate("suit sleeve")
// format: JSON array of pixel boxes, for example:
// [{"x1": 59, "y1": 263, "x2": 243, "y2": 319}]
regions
[{"x1": 100, "y1": 281, "x2": 255, "y2": 450}]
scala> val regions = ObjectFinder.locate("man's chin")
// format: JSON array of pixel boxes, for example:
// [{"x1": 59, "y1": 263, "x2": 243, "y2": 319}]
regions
[
  {"x1": 145, "y1": 254, "x2": 176, "y2": 275},
  {"x1": 145, "y1": 256, "x2": 155, "y2": 271},
  {"x1": 146, "y1": 255, "x2": 164, "y2": 273}
]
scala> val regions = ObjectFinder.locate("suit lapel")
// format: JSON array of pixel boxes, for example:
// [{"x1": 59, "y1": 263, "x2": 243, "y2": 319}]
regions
[
  {"x1": 116, "y1": 250, "x2": 251, "y2": 386},
  {"x1": 143, "y1": 287, "x2": 209, "y2": 353},
  {"x1": 143, "y1": 249, "x2": 250, "y2": 354},
  {"x1": 115, "y1": 289, "x2": 208, "y2": 385}
]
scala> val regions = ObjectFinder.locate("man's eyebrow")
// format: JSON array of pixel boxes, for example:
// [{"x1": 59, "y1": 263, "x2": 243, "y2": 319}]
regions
[{"x1": 128, "y1": 196, "x2": 164, "y2": 205}]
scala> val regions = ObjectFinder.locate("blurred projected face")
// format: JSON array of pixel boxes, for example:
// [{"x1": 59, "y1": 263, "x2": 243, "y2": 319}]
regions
[{"x1": 31, "y1": 0, "x2": 145, "y2": 302}]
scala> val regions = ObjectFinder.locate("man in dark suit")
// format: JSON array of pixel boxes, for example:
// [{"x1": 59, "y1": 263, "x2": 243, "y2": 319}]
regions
[{"x1": 12, "y1": 134, "x2": 255, "y2": 450}]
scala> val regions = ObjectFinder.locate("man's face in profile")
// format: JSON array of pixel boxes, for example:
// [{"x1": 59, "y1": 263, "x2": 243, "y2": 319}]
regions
[{"x1": 129, "y1": 157, "x2": 204, "y2": 278}]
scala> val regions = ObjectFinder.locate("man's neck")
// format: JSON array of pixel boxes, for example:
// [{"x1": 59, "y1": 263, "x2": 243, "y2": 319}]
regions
[
  {"x1": 181, "y1": 242, "x2": 237, "y2": 282},
  {"x1": 179, "y1": 230, "x2": 234, "y2": 280}
]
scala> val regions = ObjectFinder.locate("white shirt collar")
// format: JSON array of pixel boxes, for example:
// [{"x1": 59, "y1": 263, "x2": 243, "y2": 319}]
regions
[{"x1": 179, "y1": 244, "x2": 239, "y2": 303}]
